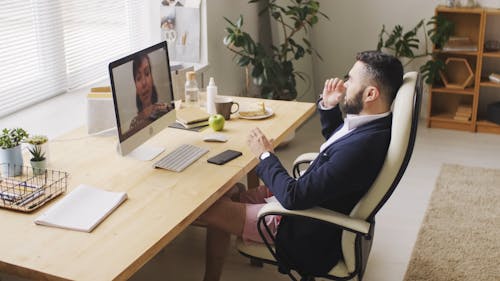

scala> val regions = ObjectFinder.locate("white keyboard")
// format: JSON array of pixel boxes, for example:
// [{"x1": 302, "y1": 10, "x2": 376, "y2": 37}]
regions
[{"x1": 154, "y1": 144, "x2": 209, "y2": 172}]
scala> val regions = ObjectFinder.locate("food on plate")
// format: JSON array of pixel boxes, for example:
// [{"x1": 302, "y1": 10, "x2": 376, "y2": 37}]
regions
[{"x1": 239, "y1": 102, "x2": 266, "y2": 117}]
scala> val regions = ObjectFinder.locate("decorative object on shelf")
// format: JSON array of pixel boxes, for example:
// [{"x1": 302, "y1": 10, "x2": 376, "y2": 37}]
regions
[
  {"x1": 439, "y1": 57, "x2": 474, "y2": 89},
  {"x1": 487, "y1": 101, "x2": 500, "y2": 125},
  {"x1": 442, "y1": 36, "x2": 478, "y2": 52},
  {"x1": 377, "y1": 15, "x2": 454, "y2": 84},
  {"x1": 489, "y1": 73, "x2": 500, "y2": 84},
  {"x1": 223, "y1": 0, "x2": 328, "y2": 100},
  {"x1": 446, "y1": 0, "x2": 456, "y2": 7},
  {"x1": 484, "y1": 40, "x2": 500, "y2": 52},
  {"x1": 464, "y1": 0, "x2": 479, "y2": 8},
  {"x1": 0, "y1": 128, "x2": 28, "y2": 177}
]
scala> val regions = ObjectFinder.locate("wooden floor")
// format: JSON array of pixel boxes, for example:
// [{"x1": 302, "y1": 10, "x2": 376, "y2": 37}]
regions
[{"x1": 1, "y1": 92, "x2": 499, "y2": 281}]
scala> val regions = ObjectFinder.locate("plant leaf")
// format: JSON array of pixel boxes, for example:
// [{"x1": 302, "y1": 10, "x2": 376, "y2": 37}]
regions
[
  {"x1": 223, "y1": 34, "x2": 233, "y2": 46},
  {"x1": 237, "y1": 56, "x2": 251, "y2": 66},
  {"x1": 427, "y1": 15, "x2": 454, "y2": 48},
  {"x1": 420, "y1": 59, "x2": 445, "y2": 84},
  {"x1": 223, "y1": 16, "x2": 236, "y2": 28},
  {"x1": 236, "y1": 15, "x2": 243, "y2": 28}
]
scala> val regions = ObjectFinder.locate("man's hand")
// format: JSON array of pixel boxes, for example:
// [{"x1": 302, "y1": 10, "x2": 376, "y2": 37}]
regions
[
  {"x1": 247, "y1": 128, "x2": 274, "y2": 158},
  {"x1": 322, "y1": 78, "x2": 346, "y2": 108}
]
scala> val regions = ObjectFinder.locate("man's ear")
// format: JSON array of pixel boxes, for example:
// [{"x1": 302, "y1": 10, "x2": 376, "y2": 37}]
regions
[{"x1": 364, "y1": 86, "x2": 380, "y2": 102}]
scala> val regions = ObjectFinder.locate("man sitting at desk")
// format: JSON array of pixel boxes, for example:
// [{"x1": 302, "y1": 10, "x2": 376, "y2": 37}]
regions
[{"x1": 199, "y1": 50, "x2": 403, "y2": 281}]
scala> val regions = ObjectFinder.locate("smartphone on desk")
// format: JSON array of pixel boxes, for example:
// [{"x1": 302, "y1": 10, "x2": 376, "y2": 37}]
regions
[{"x1": 207, "y1": 149, "x2": 242, "y2": 165}]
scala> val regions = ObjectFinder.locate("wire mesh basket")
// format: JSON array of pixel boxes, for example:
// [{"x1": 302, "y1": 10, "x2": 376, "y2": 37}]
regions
[{"x1": 0, "y1": 164, "x2": 68, "y2": 212}]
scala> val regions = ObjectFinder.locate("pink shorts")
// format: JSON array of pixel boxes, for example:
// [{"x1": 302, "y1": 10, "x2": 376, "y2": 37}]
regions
[{"x1": 240, "y1": 185, "x2": 280, "y2": 244}]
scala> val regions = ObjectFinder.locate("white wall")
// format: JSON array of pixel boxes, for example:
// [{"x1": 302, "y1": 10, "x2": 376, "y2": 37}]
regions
[
  {"x1": 310, "y1": 0, "x2": 499, "y2": 112},
  {"x1": 147, "y1": 0, "x2": 499, "y2": 103},
  {"x1": 149, "y1": 0, "x2": 257, "y2": 95},
  {"x1": 148, "y1": 0, "x2": 314, "y2": 99},
  {"x1": 204, "y1": 1, "x2": 260, "y2": 96},
  {"x1": 148, "y1": 0, "x2": 260, "y2": 97}
]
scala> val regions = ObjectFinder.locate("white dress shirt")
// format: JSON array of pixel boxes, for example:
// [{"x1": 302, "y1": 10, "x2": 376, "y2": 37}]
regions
[{"x1": 319, "y1": 103, "x2": 391, "y2": 153}]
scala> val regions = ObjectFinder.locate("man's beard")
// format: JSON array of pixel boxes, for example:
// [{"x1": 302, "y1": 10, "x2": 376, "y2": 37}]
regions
[{"x1": 339, "y1": 88, "x2": 364, "y2": 115}]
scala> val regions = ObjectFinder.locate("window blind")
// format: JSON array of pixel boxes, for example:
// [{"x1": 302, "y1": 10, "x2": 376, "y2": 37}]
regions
[{"x1": 0, "y1": 0, "x2": 149, "y2": 118}]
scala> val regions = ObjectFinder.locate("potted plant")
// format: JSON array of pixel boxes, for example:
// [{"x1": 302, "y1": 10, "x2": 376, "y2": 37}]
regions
[
  {"x1": 0, "y1": 128, "x2": 29, "y2": 176},
  {"x1": 25, "y1": 135, "x2": 48, "y2": 175},
  {"x1": 28, "y1": 144, "x2": 47, "y2": 175},
  {"x1": 376, "y1": 15, "x2": 454, "y2": 84},
  {"x1": 223, "y1": 0, "x2": 328, "y2": 100}
]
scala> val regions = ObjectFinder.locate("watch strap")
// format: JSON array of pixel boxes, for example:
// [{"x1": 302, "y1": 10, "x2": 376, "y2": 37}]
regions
[{"x1": 259, "y1": 151, "x2": 271, "y2": 160}]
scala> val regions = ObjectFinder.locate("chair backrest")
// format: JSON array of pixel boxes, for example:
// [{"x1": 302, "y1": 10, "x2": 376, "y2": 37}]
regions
[{"x1": 342, "y1": 71, "x2": 422, "y2": 272}]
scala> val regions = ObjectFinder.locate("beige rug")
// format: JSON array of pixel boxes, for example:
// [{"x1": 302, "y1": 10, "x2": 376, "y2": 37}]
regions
[{"x1": 404, "y1": 164, "x2": 500, "y2": 281}]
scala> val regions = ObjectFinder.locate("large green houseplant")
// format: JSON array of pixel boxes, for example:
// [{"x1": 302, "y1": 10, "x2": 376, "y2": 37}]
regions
[
  {"x1": 223, "y1": 0, "x2": 328, "y2": 100},
  {"x1": 377, "y1": 15, "x2": 454, "y2": 84}
]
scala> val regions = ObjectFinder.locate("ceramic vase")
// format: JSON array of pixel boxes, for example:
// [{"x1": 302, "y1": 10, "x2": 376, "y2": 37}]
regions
[
  {"x1": 30, "y1": 159, "x2": 47, "y2": 176},
  {"x1": 0, "y1": 145, "x2": 24, "y2": 177}
]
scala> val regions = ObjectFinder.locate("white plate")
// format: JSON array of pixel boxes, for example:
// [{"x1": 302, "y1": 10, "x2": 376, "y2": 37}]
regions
[{"x1": 238, "y1": 107, "x2": 274, "y2": 120}]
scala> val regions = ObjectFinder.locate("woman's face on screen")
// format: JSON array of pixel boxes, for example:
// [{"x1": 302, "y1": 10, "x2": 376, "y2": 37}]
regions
[{"x1": 134, "y1": 57, "x2": 154, "y2": 108}]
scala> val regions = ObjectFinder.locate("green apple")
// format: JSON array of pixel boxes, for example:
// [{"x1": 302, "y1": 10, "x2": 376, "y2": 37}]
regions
[{"x1": 209, "y1": 114, "x2": 225, "y2": 131}]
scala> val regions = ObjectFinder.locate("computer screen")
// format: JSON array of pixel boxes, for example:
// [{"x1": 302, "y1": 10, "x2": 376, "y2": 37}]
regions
[{"x1": 109, "y1": 41, "x2": 176, "y2": 158}]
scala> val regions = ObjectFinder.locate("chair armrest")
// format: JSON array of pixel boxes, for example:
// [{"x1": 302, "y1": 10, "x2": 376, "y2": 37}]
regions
[
  {"x1": 292, "y1": 152, "x2": 319, "y2": 167},
  {"x1": 292, "y1": 152, "x2": 318, "y2": 178},
  {"x1": 258, "y1": 202, "x2": 371, "y2": 236}
]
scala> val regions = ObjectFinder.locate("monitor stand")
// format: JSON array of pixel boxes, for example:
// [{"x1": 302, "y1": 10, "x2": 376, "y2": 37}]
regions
[{"x1": 126, "y1": 145, "x2": 165, "y2": 161}]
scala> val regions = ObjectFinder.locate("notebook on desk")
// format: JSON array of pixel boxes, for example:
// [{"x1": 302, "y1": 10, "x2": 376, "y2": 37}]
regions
[
  {"x1": 34, "y1": 184, "x2": 127, "y2": 232},
  {"x1": 176, "y1": 107, "x2": 210, "y2": 125}
]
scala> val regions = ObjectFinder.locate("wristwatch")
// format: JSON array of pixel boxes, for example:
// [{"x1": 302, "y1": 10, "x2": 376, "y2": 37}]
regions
[{"x1": 260, "y1": 151, "x2": 271, "y2": 160}]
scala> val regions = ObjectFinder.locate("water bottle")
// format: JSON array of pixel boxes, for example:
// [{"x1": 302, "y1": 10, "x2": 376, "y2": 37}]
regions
[
  {"x1": 184, "y1": 71, "x2": 199, "y2": 107},
  {"x1": 206, "y1": 77, "x2": 217, "y2": 114}
]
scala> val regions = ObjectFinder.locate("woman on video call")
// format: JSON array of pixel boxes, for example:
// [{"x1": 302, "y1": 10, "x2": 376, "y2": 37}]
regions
[{"x1": 129, "y1": 53, "x2": 172, "y2": 132}]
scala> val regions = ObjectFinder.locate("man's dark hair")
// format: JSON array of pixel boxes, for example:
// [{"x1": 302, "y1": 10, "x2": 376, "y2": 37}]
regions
[
  {"x1": 356, "y1": 51, "x2": 403, "y2": 105},
  {"x1": 132, "y1": 53, "x2": 158, "y2": 112}
]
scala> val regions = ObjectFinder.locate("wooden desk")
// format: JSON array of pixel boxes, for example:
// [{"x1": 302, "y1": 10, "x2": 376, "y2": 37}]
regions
[{"x1": 0, "y1": 97, "x2": 315, "y2": 281}]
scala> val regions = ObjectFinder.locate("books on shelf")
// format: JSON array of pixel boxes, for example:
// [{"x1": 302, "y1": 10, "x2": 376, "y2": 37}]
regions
[
  {"x1": 453, "y1": 115, "x2": 471, "y2": 121},
  {"x1": 456, "y1": 105, "x2": 472, "y2": 113},
  {"x1": 34, "y1": 184, "x2": 127, "y2": 232},
  {"x1": 454, "y1": 104, "x2": 472, "y2": 121}
]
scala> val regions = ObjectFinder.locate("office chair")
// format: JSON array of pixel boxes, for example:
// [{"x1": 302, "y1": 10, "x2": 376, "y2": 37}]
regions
[{"x1": 236, "y1": 71, "x2": 422, "y2": 281}]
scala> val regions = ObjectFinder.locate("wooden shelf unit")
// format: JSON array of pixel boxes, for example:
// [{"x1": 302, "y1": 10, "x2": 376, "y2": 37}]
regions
[
  {"x1": 431, "y1": 86, "x2": 475, "y2": 95},
  {"x1": 480, "y1": 80, "x2": 500, "y2": 88},
  {"x1": 483, "y1": 51, "x2": 500, "y2": 58},
  {"x1": 427, "y1": 6, "x2": 500, "y2": 134}
]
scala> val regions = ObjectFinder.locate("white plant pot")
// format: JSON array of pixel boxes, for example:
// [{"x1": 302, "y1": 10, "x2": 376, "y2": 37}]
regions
[
  {"x1": 30, "y1": 159, "x2": 47, "y2": 176},
  {"x1": 0, "y1": 145, "x2": 24, "y2": 176}
]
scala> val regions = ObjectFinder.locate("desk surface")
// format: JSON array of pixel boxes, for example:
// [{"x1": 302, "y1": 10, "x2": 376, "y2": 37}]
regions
[{"x1": 0, "y1": 97, "x2": 315, "y2": 281}]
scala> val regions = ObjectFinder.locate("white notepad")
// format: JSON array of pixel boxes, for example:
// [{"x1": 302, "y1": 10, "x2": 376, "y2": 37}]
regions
[{"x1": 35, "y1": 184, "x2": 128, "y2": 232}]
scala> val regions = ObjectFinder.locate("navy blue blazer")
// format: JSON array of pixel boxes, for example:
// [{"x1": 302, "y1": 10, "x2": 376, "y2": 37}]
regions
[{"x1": 255, "y1": 103, "x2": 392, "y2": 275}]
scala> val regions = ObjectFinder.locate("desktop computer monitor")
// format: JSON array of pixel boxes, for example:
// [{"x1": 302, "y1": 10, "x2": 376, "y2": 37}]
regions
[{"x1": 109, "y1": 41, "x2": 176, "y2": 159}]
